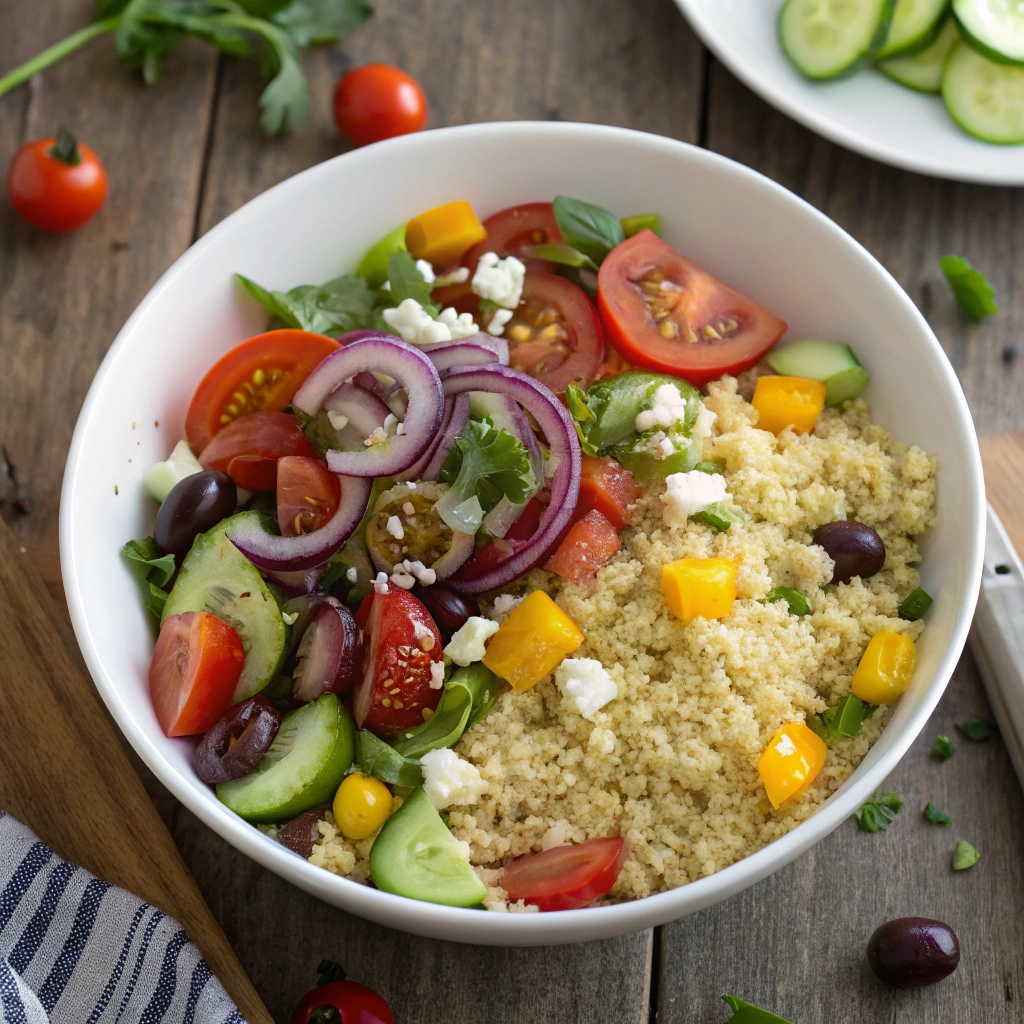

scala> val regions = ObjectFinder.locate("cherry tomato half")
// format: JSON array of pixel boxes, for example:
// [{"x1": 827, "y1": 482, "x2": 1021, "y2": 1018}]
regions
[
  {"x1": 277, "y1": 455, "x2": 341, "y2": 537},
  {"x1": 185, "y1": 330, "x2": 340, "y2": 453},
  {"x1": 502, "y1": 837, "x2": 627, "y2": 911},
  {"x1": 333, "y1": 64, "x2": 428, "y2": 147},
  {"x1": 544, "y1": 509, "x2": 621, "y2": 585},
  {"x1": 198, "y1": 411, "x2": 320, "y2": 491},
  {"x1": 461, "y1": 202, "x2": 564, "y2": 274},
  {"x1": 290, "y1": 980, "x2": 394, "y2": 1024},
  {"x1": 575, "y1": 455, "x2": 641, "y2": 530},
  {"x1": 597, "y1": 230, "x2": 787, "y2": 386},
  {"x1": 149, "y1": 611, "x2": 245, "y2": 737},
  {"x1": 7, "y1": 131, "x2": 108, "y2": 234}
]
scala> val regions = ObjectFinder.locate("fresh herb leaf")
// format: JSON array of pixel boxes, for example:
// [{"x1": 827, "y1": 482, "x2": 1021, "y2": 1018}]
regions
[
  {"x1": 121, "y1": 536, "x2": 176, "y2": 618},
  {"x1": 721, "y1": 994, "x2": 793, "y2": 1023},
  {"x1": 236, "y1": 272, "x2": 375, "y2": 335},
  {"x1": 940, "y1": 255, "x2": 999, "y2": 320},
  {"x1": 620, "y1": 212, "x2": 661, "y2": 238},
  {"x1": 957, "y1": 718, "x2": 996, "y2": 741},
  {"x1": 952, "y1": 839, "x2": 979, "y2": 870},
  {"x1": 315, "y1": 959, "x2": 347, "y2": 985},
  {"x1": 760, "y1": 586, "x2": 811, "y2": 616},
  {"x1": 385, "y1": 250, "x2": 436, "y2": 311},
  {"x1": 521, "y1": 242, "x2": 598, "y2": 271},
  {"x1": 565, "y1": 384, "x2": 599, "y2": 456},
  {"x1": 813, "y1": 694, "x2": 871, "y2": 740},
  {"x1": 898, "y1": 586, "x2": 933, "y2": 621},
  {"x1": 934, "y1": 734, "x2": 956, "y2": 760},
  {"x1": 272, "y1": 0, "x2": 372, "y2": 47},
  {"x1": 690, "y1": 502, "x2": 746, "y2": 533},
  {"x1": 924, "y1": 803, "x2": 951, "y2": 826},
  {"x1": 552, "y1": 195, "x2": 625, "y2": 266},
  {"x1": 355, "y1": 729, "x2": 424, "y2": 788},
  {"x1": 855, "y1": 791, "x2": 903, "y2": 833},
  {"x1": 694, "y1": 458, "x2": 726, "y2": 475}
]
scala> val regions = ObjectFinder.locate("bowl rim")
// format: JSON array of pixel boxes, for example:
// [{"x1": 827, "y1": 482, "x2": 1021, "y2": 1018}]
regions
[{"x1": 60, "y1": 120, "x2": 985, "y2": 945}]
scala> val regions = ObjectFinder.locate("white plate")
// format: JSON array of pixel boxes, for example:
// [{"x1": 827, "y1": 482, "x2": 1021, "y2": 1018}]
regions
[{"x1": 675, "y1": 0, "x2": 1024, "y2": 185}]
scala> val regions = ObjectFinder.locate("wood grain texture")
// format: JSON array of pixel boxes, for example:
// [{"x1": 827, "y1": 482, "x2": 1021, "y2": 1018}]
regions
[{"x1": 980, "y1": 434, "x2": 1024, "y2": 557}]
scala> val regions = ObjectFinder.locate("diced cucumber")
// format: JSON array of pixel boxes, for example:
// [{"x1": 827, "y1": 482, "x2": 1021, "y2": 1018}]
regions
[
  {"x1": 143, "y1": 440, "x2": 203, "y2": 503},
  {"x1": 162, "y1": 512, "x2": 287, "y2": 701},
  {"x1": 878, "y1": 0, "x2": 951, "y2": 59},
  {"x1": 217, "y1": 694, "x2": 355, "y2": 823},
  {"x1": 878, "y1": 15, "x2": 960, "y2": 91},
  {"x1": 953, "y1": 0, "x2": 1024, "y2": 64},
  {"x1": 942, "y1": 40, "x2": 1024, "y2": 143},
  {"x1": 779, "y1": 0, "x2": 897, "y2": 79},
  {"x1": 369, "y1": 787, "x2": 487, "y2": 907},
  {"x1": 765, "y1": 340, "x2": 870, "y2": 405}
]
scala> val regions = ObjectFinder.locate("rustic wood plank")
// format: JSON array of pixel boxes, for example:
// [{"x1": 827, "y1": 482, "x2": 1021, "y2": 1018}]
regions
[{"x1": 980, "y1": 434, "x2": 1024, "y2": 556}]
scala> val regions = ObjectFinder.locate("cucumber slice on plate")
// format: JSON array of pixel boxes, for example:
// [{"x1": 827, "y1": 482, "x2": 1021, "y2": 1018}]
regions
[
  {"x1": 779, "y1": 0, "x2": 897, "y2": 79},
  {"x1": 942, "y1": 40, "x2": 1024, "y2": 142},
  {"x1": 766, "y1": 340, "x2": 870, "y2": 405},
  {"x1": 878, "y1": 15, "x2": 960, "y2": 90},
  {"x1": 953, "y1": 0, "x2": 1024, "y2": 64},
  {"x1": 877, "y1": 0, "x2": 951, "y2": 59}
]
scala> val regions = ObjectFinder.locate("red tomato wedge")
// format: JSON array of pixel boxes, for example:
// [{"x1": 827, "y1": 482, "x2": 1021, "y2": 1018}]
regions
[
  {"x1": 502, "y1": 837, "x2": 627, "y2": 911},
  {"x1": 544, "y1": 509, "x2": 621, "y2": 585},
  {"x1": 149, "y1": 611, "x2": 245, "y2": 738},
  {"x1": 461, "y1": 202, "x2": 563, "y2": 274},
  {"x1": 575, "y1": 455, "x2": 640, "y2": 530},
  {"x1": 199, "y1": 411, "x2": 320, "y2": 491},
  {"x1": 354, "y1": 588, "x2": 444, "y2": 734},
  {"x1": 597, "y1": 230, "x2": 787, "y2": 386},
  {"x1": 185, "y1": 330, "x2": 339, "y2": 452},
  {"x1": 276, "y1": 455, "x2": 341, "y2": 537}
]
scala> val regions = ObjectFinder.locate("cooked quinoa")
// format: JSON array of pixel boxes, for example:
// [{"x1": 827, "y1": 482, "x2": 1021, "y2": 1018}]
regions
[{"x1": 310, "y1": 375, "x2": 937, "y2": 904}]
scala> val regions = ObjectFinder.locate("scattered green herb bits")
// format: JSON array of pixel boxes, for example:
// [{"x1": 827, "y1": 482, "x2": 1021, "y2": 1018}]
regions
[
  {"x1": 761, "y1": 586, "x2": 812, "y2": 617},
  {"x1": 957, "y1": 718, "x2": 996, "y2": 741},
  {"x1": 898, "y1": 586, "x2": 933, "y2": 620},
  {"x1": 923, "y1": 803, "x2": 951, "y2": 825},
  {"x1": 855, "y1": 791, "x2": 904, "y2": 832},
  {"x1": 934, "y1": 734, "x2": 956, "y2": 760},
  {"x1": 952, "y1": 839, "x2": 979, "y2": 870}
]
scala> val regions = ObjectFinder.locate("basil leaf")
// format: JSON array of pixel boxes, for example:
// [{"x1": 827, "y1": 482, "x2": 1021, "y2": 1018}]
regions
[
  {"x1": 934, "y1": 734, "x2": 956, "y2": 760},
  {"x1": 923, "y1": 803, "x2": 951, "y2": 826},
  {"x1": 522, "y1": 243, "x2": 598, "y2": 271},
  {"x1": 552, "y1": 195, "x2": 625, "y2": 266},
  {"x1": 122, "y1": 537, "x2": 175, "y2": 618},
  {"x1": 386, "y1": 250, "x2": 436, "y2": 310},
  {"x1": 952, "y1": 839, "x2": 979, "y2": 870},
  {"x1": 689, "y1": 502, "x2": 746, "y2": 533},
  {"x1": 722, "y1": 995, "x2": 793, "y2": 1023},
  {"x1": 761, "y1": 586, "x2": 811, "y2": 616},
  {"x1": 236, "y1": 272, "x2": 375, "y2": 335},
  {"x1": 957, "y1": 718, "x2": 996, "y2": 741},
  {"x1": 356, "y1": 730, "x2": 424, "y2": 788},
  {"x1": 940, "y1": 255, "x2": 998, "y2": 320}
]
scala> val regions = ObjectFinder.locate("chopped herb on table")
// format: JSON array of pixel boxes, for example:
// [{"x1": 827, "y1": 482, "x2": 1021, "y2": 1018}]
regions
[
  {"x1": 855, "y1": 791, "x2": 903, "y2": 833},
  {"x1": 952, "y1": 840, "x2": 980, "y2": 871},
  {"x1": 923, "y1": 803, "x2": 951, "y2": 826},
  {"x1": 940, "y1": 255, "x2": 999, "y2": 320},
  {"x1": 721, "y1": 994, "x2": 793, "y2": 1023},
  {"x1": 957, "y1": 718, "x2": 997, "y2": 741},
  {"x1": 934, "y1": 734, "x2": 956, "y2": 760}
]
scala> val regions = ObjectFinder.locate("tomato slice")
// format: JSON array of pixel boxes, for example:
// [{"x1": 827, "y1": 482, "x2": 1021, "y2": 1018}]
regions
[
  {"x1": 149, "y1": 611, "x2": 245, "y2": 737},
  {"x1": 505, "y1": 495, "x2": 546, "y2": 542},
  {"x1": 199, "y1": 411, "x2": 320, "y2": 491},
  {"x1": 544, "y1": 509, "x2": 621, "y2": 585},
  {"x1": 575, "y1": 455, "x2": 640, "y2": 530},
  {"x1": 433, "y1": 272, "x2": 603, "y2": 394},
  {"x1": 461, "y1": 202, "x2": 563, "y2": 274},
  {"x1": 276, "y1": 455, "x2": 341, "y2": 537},
  {"x1": 353, "y1": 588, "x2": 444, "y2": 734},
  {"x1": 185, "y1": 330, "x2": 340, "y2": 452},
  {"x1": 502, "y1": 837, "x2": 627, "y2": 911},
  {"x1": 597, "y1": 230, "x2": 787, "y2": 386}
]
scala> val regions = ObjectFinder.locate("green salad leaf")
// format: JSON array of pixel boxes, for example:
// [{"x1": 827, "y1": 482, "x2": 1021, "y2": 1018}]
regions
[
  {"x1": 721, "y1": 994, "x2": 793, "y2": 1023},
  {"x1": 356, "y1": 729, "x2": 424, "y2": 788},
  {"x1": 552, "y1": 196, "x2": 625, "y2": 266},
  {"x1": 940, "y1": 255, "x2": 999, "y2": 320},
  {"x1": 236, "y1": 271, "x2": 376, "y2": 335},
  {"x1": 952, "y1": 839, "x2": 979, "y2": 871},
  {"x1": 121, "y1": 537, "x2": 176, "y2": 617},
  {"x1": 855, "y1": 791, "x2": 903, "y2": 833},
  {"x1": 384, "y1": 250, "x2": 437, "y2": 311}
]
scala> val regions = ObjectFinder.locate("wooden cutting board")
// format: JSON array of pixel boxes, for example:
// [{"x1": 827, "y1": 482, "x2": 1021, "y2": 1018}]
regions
[
  {"x1": 0, "y1": 518, "x2": 272, "y2": 1024},
  {"x1": 980, "y1": 433, "x2": 1024, "y2": 557}
]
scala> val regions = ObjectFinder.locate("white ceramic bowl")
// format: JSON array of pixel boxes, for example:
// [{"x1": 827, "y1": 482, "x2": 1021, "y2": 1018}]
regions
[{"x1": 61, "y1": 122, "x2": 984, "y2": 946}]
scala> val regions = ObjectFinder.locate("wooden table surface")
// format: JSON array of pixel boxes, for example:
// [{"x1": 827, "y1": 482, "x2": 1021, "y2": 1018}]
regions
[{"x1": 2, "y1": 1, "x2": 1024, "y2": 1021}]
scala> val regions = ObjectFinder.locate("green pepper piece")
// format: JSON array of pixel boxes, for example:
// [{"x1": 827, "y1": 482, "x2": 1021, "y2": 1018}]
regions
[
  {"x1": 620, "y1": 213, "x2": 661, "y2": 238},
  {"x1": 761, "y1": 586, "x2": 811, "y2": 616},
  {"x1": 357, "y1": 224, "x2": 408, "y2": 287}
]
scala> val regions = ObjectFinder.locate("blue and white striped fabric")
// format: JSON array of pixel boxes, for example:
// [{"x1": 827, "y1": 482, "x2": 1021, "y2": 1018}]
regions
[{"x1": 0, "y1": 813, "x2": 244, "y2": 1024}]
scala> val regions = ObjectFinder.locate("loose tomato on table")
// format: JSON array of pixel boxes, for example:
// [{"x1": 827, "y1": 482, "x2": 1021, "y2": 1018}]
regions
[
  {"x1": 277, "y1": 456, "x2": 341, "y2": 537},
  {"x1": 199, "y1": 411, "x2": 320, "y2": 492},
  {"x1": 333, "y1": 63, "x2": 428, "y2": 147},
  {"x1": 597, "y1": 230, "x2": 787, "y2": 386},
  {"x1": 502, "y1": 836, "x2": 627, "y2": 911},
  {"x1": 461, "y1": 201, "x2": 564, "y2": 273},
  {"x1": 185, "y1": 330, "x2": 339, "y2": 452},
  {"x1": 290, "y1": 960, "x2": 393, "y2": 1024},
  {"x1": 544, "y1": 509, "x2": 621, "y2": 585},
  {"x1": 149, "y1": 611, "x2": 245, "y2": 738}
]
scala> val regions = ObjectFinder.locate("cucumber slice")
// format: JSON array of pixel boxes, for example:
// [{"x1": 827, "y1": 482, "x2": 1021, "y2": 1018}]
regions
[
  {"x1": 765, "y1": 340, "x2": 870, "y2": 405},
  {"x1": 942, "y1": 40, "x2": 1024, "y2": 142},
  {"x1": 878, "y1": 0, "x2": 951, "y2": 59},
  {"x1": 878, "y1": 15, "x2": 960, "y2": 90},
  {"x1": 953, "y1": 0, "x2": 1024, "y2": 64},
  {"x1": 217, "y1": 694, "x2": 355, "y2": 823},
  {"x1": 779, "y1": 0, "x2": 897, "y2": 79},
  {"x1": 162, "y1": 512, "x2": 286, "y2": 701},
  {"x1": 369, "y1": 787, "x2": 487, "y2": 907}
]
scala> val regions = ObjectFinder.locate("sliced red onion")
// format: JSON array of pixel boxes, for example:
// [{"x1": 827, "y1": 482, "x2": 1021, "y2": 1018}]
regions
[
  {"x1": 292, "y1": 597, "x2": 362, "y2": 703},
  {"x1": 394, "y1": 397, "x2": 454, "y2": 483},
  {"x1": 430, "y1": 530, "x2": 476, "y2": 581},
  {"x1": 293, "y1": 335, "x2": 442, "y2": 478},
  {"x1": 323, "y1": 382, "x2": 390, "y2": 441},
  {"x1": 442, "y1": 365, "x2": 581, "y2": 594},
  {"x1": 263, "y1": 565, "x2": 326, "y2": 597},
  {"x1": 423, "y1": 393, "x2": 470, "y2": 481},
  {"x1": 227, "y1": 476, "x2": 372, "y2": 572},
  {"x1": 282, "y1": 593, "x2": 326, "y2": 655},
  {"x1": 353, "y1": 371, "x2": 408, "y2": 419},
  {"x1": 335, "y1": 329, "x2": 380, "y2": 345},
  {"x1": 419, "y1": 334, "x2": 509, "y2": 373}
]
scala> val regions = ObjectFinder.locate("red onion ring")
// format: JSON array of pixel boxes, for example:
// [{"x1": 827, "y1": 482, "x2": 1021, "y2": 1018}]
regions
[
  {"x1": 352, "y1": 371, "x2": 408, "y2": 419},
  {"x1": 422, "y1": 393, "x2": 471, "y2": 481},
  {"x1": 323, "y1": 382, "x2": 390, "y2": 438},
  {"x1": 420, "y1": 334, "x2": 509, "y2": 373},
  {"x1": 394, "y1": 397, "x2": 454, "y2": 483},
  {"x1": 227, "y1": 476, "x2": 372, "y2": 572},
  {"x1": 293, "y1": 335, "x2": 443, "y2": 478},
  {"x1": 263, "y1": 565, "x2": 327, "y2": 596}
]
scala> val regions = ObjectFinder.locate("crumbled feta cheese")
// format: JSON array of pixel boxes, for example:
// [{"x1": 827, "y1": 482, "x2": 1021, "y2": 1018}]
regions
[
  {"x1": 436, "y1": 306, "x2": 480, "y2": 339},
  {"x1": 692, "y1": 404, "x2": 718, "y2": 439},
  {"x1": 143, "y1": 439, "x2": 203, "y2": 503},
  {"x1": 415, "y1": 258, "x2": 435, "y2": 284},
  {"x1": 402, "y1": 501, "x2": 416, "y2": 515},
  {"x1": 364, "y1": 426, "x2": 389, "y2": 448},
  {"x1": 383, "y1": 413, "x2": 399, "y2": 434},
  {"x1": 385, "y1": 515, "x2": 404, "y2": 540},
  {"x1": 555, "y1": 658, "x2": 618, "y2": 720},
  {"x1": 393, "y1": 559, "x2": 437, "y2": 587},
  {"x1": 380, "y1": 280, "x2": 392, "y2": 291},
  {"x1": 373, "y1": 571, "x2": 390, "y2": 595},
  {"x1": 489, "y1": 593, "x2": 524, "y2": 621},
  {"x1": 327, "y1": 410, "x2": 350, "y2": 432},
  {"x1": 471, "y1": 252, "x2": 526, "y2": 308},
  {"x1": 345, "y1": 566, "x2": 358, "y2": 584},
  {"x1": 390, "y1": 573, "x2": 415, "y2": 589},
  {"x1": 773, "y1": 732, "x2": 797, "y2": 757},
  {"x1": 396, "y1": 422, "x2": 405, "y2": 435},
  {"x1": 281, "y1": 610, "x2": 299, "y2": 626},
  {"x1": 444, "y1": 616, "x2": 500, "y2": 666},
  {"x1": 658, "y1": 436, "x2": 675, "y2": 458},
  {"x1": 588, "y1": 726, "x2": 616, "y2": 755},
  {"x1": 429, "y1": 661, "x2": 446, "y2": 689},
  {"x1": 635, "y1": 383, "x2": 691, "y2": 433},
  {"x1": 660, "y1": 470, "x2": 730, "y2": 527},
  {"x1": 486, "y1": 308, "x2": 514, "y2": 336},
  {"x1": 406, "y1": 481, "x2": 416, "y2": 489},
  {"x1": 382, "y1": 298, "x2": 451, "y2": 346},
  {"x1": 421, "y1": 748, "x2": 488, "y2": 809},
  {"x1": 434, "y1": 266, "x2": 470, "y2": 287}
]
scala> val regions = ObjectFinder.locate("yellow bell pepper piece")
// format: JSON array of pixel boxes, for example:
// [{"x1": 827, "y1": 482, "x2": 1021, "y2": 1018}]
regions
[
  {"x1": 752, "y1": 375, "x2": 827, "y2": 435},
  {"x1": 482, "y1": 590, "x2": 584, "y2": 693},
  {"x1": 662, "y1": 557, "x2": 736, "y2": 624},
  {"x1": 405, "y1": 201, "x2": 487, "y2": 267},
  {"x1": 333, "y1": 771, "x2": 393, "y2": 840},
  {"x1": 851, "y1": 629, "x2": 917, "y2": 706},
  {"x1": 758, "y1": 721, "x2": 827, "y2": 809}
]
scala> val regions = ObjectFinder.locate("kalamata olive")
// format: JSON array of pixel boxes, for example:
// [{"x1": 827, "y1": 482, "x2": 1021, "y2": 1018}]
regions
[
  {"x1": 413, "y1": 583, "x2": 479, "y2": 638},
  {"x1": 813, "y1": 520, "x2": 886, "y2": 584},
  {"x1": 867, "y1": 917, "x2": 960, "y2": 988},
  {"x1": 194, "y1": 695, "x2": 280, "y2": 784},
  {"x1": 292, "y1": 597, "x2": 362, "y2": 703},
  {"x1": 155, "y1": 470, "x2": 237, "y2": 556},
  {"x1": 277, "y1": 805, "x2": 329, "y2": 859}
]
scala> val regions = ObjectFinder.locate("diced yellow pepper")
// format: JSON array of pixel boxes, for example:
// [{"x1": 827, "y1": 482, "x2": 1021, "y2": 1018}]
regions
[
  {"x1": 482, "y1": 590, "x2": 584, "y2": 693},
  {"x1": 851, "y1": 629, "x2": 917, "y2": 706},
  {"x1": 405, "y1": 201, "x2": 487, "y2": 266},
  {"x1": 662, "y1": 557, "x2": 736, "y2": 624},
  {"x1": 752, "y1": 375, "x2": 827, "y2": 435},
  {"x1": 758, "y1": 721, "x2": 827, "y2": 809}
]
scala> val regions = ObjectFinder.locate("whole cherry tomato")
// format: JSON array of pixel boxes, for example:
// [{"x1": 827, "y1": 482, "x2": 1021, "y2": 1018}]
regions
[
  {"x1": 290, "y1": 961, "x2": 394, "y2": 1024},
  {"x1": 333, "y1": 64, "x2": 427, "y2": 147},
  {"x1": 7, "y1": 130, "x2": 108, "y2": 233}
]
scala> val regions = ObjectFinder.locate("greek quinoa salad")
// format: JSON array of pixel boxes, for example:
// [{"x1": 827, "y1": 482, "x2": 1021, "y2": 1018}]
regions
[{"x1": 124, "y1": 195, "x2": 937, "y2": 912}]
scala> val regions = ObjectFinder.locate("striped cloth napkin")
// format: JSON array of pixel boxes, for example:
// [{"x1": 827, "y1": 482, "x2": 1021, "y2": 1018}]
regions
[{"x1": 0, "y1": 812, "x2": 243, "y2": 1023}]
